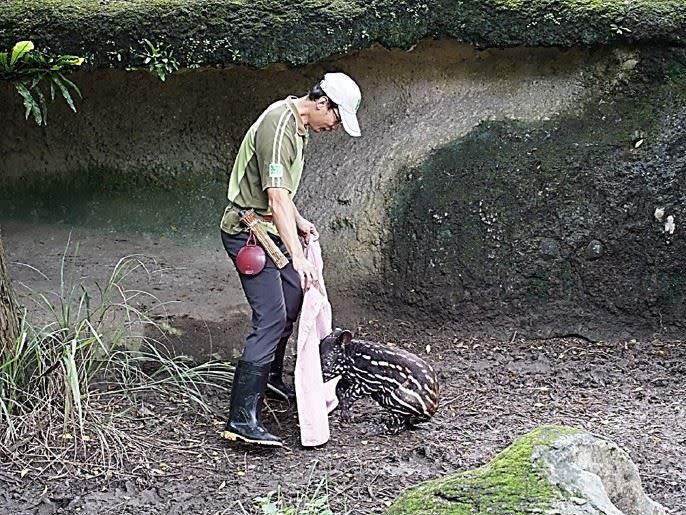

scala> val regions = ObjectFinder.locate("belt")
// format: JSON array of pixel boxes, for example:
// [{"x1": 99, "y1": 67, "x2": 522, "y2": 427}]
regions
[{"x1": 229, "y1": 202, "x2": 273, "y2": 223}]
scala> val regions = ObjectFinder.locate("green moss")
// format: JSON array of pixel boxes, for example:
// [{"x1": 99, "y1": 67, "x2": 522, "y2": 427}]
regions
[
  {"x1": 560, "y1": 261, "x2": 575, "y2": 300},
  {"x1": 330, "y1": 217, "x2": 355, "y2": 233},
  {"x1": 387, "y1": 426, "x2": 581, "y2": 515},
  {"x1": 527, "y1": 278, "x2": 550, "y2": 300},
  {"x1": 658, "y1": 270, "x2": 686, "y2": 314},
  {"x1": 0, "y1": 1, "x2": 685, "y2": 70},
  {"x1": 0, "y1": 167, "x2": 227, "y2": 239}
]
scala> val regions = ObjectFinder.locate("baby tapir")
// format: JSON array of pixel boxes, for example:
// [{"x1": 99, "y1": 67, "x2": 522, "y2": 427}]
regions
[{"x1": 320, "y1": 328, "x2": 440, "y2": 434}]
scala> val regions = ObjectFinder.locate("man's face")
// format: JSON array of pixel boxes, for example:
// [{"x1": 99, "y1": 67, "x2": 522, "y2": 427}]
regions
[{"x1": 310, "y1": 97, "x2": 342, "y2": 133}]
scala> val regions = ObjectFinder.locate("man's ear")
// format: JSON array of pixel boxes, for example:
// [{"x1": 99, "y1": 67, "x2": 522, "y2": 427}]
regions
[{"x1": 316, "y1": 96, "x2": 329, "y2": 110}]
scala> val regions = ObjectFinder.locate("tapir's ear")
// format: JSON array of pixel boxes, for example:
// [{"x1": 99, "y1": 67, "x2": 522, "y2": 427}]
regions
[{"x1": 339, "y1": 330, "x2": 353, "y2": 346}]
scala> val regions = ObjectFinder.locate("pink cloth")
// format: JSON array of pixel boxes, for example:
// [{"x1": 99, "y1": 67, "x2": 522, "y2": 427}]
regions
[{"x1": 294, "y1": 240, "x2": 339, "y2": 447}]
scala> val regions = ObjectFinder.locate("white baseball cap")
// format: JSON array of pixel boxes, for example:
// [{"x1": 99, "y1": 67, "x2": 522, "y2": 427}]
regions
[{"x1": 320, "y1": 72, "x2": 362, "y2": 137}]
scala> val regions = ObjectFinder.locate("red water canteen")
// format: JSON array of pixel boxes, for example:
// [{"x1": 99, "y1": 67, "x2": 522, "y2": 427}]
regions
[{"x1": 236, "y1": 233, "x2": 266, "y2": 276}]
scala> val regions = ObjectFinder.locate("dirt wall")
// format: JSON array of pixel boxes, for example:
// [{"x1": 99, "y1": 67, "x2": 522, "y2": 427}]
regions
[
  {"x1": 1, "y1": 41, "x2": 683, "y2": 339},
  {"x1": 0, "y1": 40, "x2": 610, "y2": 271},
  {"x1": 384, "y1": 49, "x2": 686, "y2": 339}
]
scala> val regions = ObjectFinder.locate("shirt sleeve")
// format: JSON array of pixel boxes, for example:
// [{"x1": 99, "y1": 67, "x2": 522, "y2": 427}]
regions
[{"x1": 254, "y1": 110, "x2": 298, "y2": 193}]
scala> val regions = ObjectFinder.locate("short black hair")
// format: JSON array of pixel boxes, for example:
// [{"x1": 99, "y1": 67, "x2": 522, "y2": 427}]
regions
[{"x1": 308, "y1": 81, "x2": 338, "y2": 108}]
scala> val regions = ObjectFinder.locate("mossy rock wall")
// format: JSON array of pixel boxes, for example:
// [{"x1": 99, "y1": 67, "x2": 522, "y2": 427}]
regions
[
  {"x1": 1, "y1": 1, "x2": 686, "y2": 69},
  {"x1": 384, "y1": 48, "x2": 686, "y2": 339}
]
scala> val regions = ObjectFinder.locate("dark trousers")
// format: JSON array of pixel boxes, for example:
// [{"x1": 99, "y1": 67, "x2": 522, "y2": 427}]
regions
[{"x1": 221, "y1": 231, "x2": 303, "y2": 366}]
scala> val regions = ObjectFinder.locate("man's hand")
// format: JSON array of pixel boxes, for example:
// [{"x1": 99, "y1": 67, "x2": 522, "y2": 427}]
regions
[
  {"x1": 292, "y1": 255, "x2": 319, "y2": 291},
  {"x1": 296, "y1": 215, "x2": 319, "y2": 245}
]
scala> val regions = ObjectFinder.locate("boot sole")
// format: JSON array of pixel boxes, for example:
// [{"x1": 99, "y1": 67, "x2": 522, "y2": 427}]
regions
[{"x1": 221, "y1": 430, "x2": 283, "y2": 447}]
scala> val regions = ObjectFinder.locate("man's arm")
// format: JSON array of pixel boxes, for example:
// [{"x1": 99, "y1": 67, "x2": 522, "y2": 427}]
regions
[
  {"x1": 268, "y1": 187, "x2": 319, "y2": 290},
  {"x1": 293, "y1": 205, "x2": 319, "y2": 245}
]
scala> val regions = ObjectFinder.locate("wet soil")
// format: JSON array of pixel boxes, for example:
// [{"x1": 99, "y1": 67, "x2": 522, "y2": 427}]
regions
[{"x1": 1, "y1": 221, "x2": 684, "y2": 515}]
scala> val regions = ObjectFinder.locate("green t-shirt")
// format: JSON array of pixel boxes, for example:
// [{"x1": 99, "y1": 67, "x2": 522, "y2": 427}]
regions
[{"x1": 220, "y1": 96, "x2": 309, "y2": 236}]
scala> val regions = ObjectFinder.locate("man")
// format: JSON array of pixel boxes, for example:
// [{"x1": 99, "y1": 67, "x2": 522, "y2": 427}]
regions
[{"x1": 220, "y1": 72, "x2": 362, "y2": 447}]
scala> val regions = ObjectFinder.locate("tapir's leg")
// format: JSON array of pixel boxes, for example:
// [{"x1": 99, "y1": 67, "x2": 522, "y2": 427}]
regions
[
  {"x1": 364, "y1": 410, "x2": 411, "y2": 436},
  {"x1": 386, "y1": 411, "x2": 411, "y2": 434},
  {"x1": 372, "y1": 388, "x2": 427, "y2": 434},
  {"x1": 336, "y1": 377, "x2": 365, "y2": 423}
]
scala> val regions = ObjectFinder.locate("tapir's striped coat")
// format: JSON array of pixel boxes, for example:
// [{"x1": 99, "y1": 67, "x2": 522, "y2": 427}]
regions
[{"x1": 320, "y1": 329, "x2": 440, "y2": 433}]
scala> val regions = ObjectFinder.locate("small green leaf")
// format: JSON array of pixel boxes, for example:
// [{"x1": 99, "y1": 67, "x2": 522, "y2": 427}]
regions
[
  {"x1": 52, "y1": 75, "x2": 76, "y2": 112},
  {"x1": 15, "y1": 82, "x2": 35, "y2": 120},
  {"x1": 0, "y1": 52, "x2": 8, "y2": 70},
  {"x1": 57, "y1": 73, "x2": 82, "y2": 98},
  {"x1": 10, "y1": 40, "x2": 34, "y2": 66},
  {"x1": 57, "y1": 55, "x2": 84, "y2": 67},
  {"x1": 34, "y1": 86, "x2": 48, "y2": 125}
]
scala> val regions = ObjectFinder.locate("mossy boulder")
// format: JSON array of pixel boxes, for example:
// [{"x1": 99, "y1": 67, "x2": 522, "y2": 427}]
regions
[
  {"x1": 387, "y1": 425, "x2": 667, "y2": 515},
  {"x1": 1, "y1": 1, "x2": 686, "y2": 69}
]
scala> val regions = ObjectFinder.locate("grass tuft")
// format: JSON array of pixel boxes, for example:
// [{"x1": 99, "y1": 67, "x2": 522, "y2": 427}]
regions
[{"x1": 0, "y1": 237, "x2": 235, "y2": 476}]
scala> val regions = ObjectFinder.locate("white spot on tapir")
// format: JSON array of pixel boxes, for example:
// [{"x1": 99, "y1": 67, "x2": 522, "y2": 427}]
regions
[
  {"x1": 654, "y1": 207, "x2": 665, "y2": 222},
  {"x1": 665, "y1": 215, "x2": 676, "y2": 235}
]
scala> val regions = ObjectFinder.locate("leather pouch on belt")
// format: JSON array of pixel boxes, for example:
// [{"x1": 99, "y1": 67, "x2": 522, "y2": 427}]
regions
[{"x1": 236, "y1": 231, "x2": 266, "y2": 276}]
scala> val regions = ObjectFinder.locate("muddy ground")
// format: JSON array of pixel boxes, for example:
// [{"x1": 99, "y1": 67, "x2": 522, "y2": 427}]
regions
[{"x1": 0, "y1": 221, "x2": 684, "y2": 514}]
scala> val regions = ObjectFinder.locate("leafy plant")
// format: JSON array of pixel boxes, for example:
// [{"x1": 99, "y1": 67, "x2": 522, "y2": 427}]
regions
[
  {"x1": 255, "y1": 475, "x2": 343, "y2": 515},
  {"x1": 256, "y1": 489, "x2": 334, "y2": 515},
  {"x1": 610, "y1": 23, "x2": 632, "y2": 35},
  {"x1": 137, "y1": 39, "x2": 179, "y2": 81},
  {"x1": 229, "y1": 46, "x2": 241, "y2": 62},
  {"x1": 0, "y1": 40, "x2": 84, "y2": 125}
]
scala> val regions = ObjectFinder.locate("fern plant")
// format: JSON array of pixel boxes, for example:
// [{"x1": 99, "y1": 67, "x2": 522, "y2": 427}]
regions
[
  {"x1": 137, "y1": 39, "x2": 178, "y2": 82},
  {"x1": 0, "y1": 40, "x2": 84, "y2": 126}
]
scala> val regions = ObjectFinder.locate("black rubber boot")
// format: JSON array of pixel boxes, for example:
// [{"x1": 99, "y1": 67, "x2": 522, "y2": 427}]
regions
[
  {"x1": 222, "y1": 360, "x2": 283, "y2": 447},
  {"x1": 267, "y1": 337, "x2": 296, "y2": 401}
]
